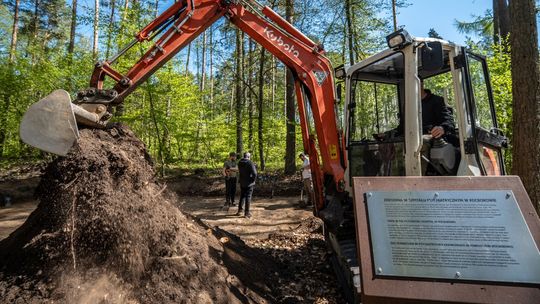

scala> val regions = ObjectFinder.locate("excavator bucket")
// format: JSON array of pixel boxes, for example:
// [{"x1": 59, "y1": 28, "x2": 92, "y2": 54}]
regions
[{"x1": 20, "y1": 89, "x2": 79, "y2": 156}]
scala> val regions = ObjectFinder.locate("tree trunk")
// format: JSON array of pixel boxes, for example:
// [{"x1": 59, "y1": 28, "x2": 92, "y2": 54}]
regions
[
  {"x1": 284, "y1": 0, "x2": 296, "y2": 175},
  {"x1": 391, "y1": 0, "x2": 397, "y2": 31},
  {"x1": 0, "y1": 94, "x2": 11, "y2": 157},
  {"x1": 345, "y1": 0, "x2": 355, "y2": 65},
  {"x1": 32, "y1": 0, "x2": 39, "y2": 41},
  {"x1": 147, "y1": 88, "x2": 165, "y2": 177},
  {"x1": 510, "y1": 0, "x2": 540, "y2": 213},
  {"x1": 271, "y1": 56, "x2": 276, "y2": 111},
  {"x1": 122, "y1": 0, "x2": 130, "y2": 22},
  {"x1": 229, "y1": 82, "x2": 234, "y2": 123},
  {"x1": 68, "y1": 0, "x2": 77, "y2": 54},
  {"x1": 248, "y1": 39, "x2": 254, "y2": 153},
  {"x1": 257, "y1": 47, "x2": 266, "y2": 171},
  {"x1": 498, "y1": 0, "x2": 510, "y2": 38},
  {"x1": 200, "y1": 31, "x2": 206, "y2": 91},
  {"x1": 105, "y1": 0, "x2": 116, "y2": 59},
  {"x1": 9, "y1": 0, "x2": 20, "y2": 61},
  {"x1": 235, "y1": 28, "x2": 244, "y2": 154},
  {"x1": 185, "y1": 44, "x2": 191, "y2": 76},
  {"x1": 26, "y1": 0, "x2": 40, "y2": 58},
  {"x1": 493, "y1": 0, "x2": 510, "y2": 43},
  {"x1": 92, "y1": 0, "x2": 100, "y2": 59},
  {"x1": 193, "y1": 41, "x2": 202, "y2": 156},
  {"x1": 163, "y1": 96, "x2": 171, "y2": 162},
  {"x1": 493, "y1": 0, "x2": 500, "y2": 43},
  {"x1": 121, "y1": 0, "x2": 129, "y2": 24},
  {"x1": 209, "y1": 26, "x2": 214, "y2": 115},
  {"x1": 341, "y1": 20, "x2": 346, "y2": 64}
]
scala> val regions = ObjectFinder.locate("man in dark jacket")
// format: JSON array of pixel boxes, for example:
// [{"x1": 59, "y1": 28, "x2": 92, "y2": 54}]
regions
[
  {"x1": 421, "y1": 86, "x2": 455, "y2": 138},
  {"x1": 420, "y1": 83, "x2": 455, "y2": 173},
  {"x1": 377, "y1": 83, "x2": 454, "y2": 140},
  {"x1": 236, "y1": 152, "x2": 257, "y2": 218}
]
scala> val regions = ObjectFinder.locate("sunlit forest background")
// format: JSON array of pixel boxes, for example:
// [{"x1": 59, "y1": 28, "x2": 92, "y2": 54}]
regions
[{"x1": 0, "y1": 0, "x2": 524, "y2": 174}]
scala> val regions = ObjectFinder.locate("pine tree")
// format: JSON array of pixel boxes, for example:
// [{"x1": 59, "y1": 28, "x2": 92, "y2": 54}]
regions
[
  {"x1": 284, "y1": 0, "x2": 296, "y2": 175},
  {"x1": 510, "y1": 0, "x2": 540, "y2": 212}
]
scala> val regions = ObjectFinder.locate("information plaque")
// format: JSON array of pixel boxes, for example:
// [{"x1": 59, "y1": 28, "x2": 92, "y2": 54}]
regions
[{"x1": 366, "y1": 190, "x2": 540, "y2": 284}]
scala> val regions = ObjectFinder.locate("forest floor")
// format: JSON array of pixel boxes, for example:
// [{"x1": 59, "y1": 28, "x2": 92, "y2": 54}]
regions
[
  {"x1": 0, "y1": 132, "x2": 343, "y2": 303},
  {"x1": 0, "y1": 196, "x2": 343, "y2": 303}
]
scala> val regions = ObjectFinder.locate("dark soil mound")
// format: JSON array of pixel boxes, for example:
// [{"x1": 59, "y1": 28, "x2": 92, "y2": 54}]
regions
[{"x1": 0, "y1": 125, "x2": 275, "y2": 303}]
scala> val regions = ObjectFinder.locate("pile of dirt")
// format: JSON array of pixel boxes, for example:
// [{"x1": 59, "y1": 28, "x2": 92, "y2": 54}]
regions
[{"x1": 0, "y1": 125, "x2": 276, "y2": 303}]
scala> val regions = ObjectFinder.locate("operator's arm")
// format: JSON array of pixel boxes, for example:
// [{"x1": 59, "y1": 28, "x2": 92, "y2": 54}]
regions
[{"x1": 432, "y1": 95, "x2": 455, "y2": 138}]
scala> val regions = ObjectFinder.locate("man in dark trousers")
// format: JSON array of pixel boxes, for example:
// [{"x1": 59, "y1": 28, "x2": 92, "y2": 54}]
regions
[
  {"x1": 236, "y1": 152, "x2": 257, "y2": 219},
  {"x1": 223, "y1": 152, "x2": 238, "y2": 209}
]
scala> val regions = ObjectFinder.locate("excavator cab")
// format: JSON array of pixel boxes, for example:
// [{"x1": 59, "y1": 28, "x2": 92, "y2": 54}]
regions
[
  {"x1": 344, "y1": 30, "x2": 507, "y2": 187},
  {"x1": 331, "y1": 30, "x2": 514, "y2": 303}
]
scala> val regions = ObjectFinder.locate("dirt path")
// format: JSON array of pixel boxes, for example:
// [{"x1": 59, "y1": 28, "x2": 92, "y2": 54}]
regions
[
  {"x1": 179, "y1": 196, "x2": 312, "y2": 240},
  {"x1": 179, "y1": 196, "x2": 343, "y2": 303},
  {"x1": 1, "y1": 196, "x2": 343, "y2": 303},
  {"x1": 0, "y1": 196, "x2": 309, "y2": 242}
]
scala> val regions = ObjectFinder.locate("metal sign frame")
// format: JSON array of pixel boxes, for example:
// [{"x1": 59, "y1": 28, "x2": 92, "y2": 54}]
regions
[{"x1": 352, "y1": 176, "x2": 540, "y2": 304}]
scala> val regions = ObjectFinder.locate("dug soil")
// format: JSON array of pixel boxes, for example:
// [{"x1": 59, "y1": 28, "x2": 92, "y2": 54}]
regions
[{"x1": 0, "y1": 125, "x2": 283, "y2": 303}]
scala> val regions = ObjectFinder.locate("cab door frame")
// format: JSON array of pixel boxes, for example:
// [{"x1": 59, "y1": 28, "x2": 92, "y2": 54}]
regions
[{"x1": 460, "y1": 48, "x2": 507, "y2": 175}]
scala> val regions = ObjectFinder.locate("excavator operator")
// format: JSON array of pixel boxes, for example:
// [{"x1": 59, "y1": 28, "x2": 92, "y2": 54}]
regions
[
  {"x1": 420, "y1": 82, "x2": 455, "y2": 139},
  {"x1": 420, "y1": 81, "x2": 456, "y2": 173},
  {"x1": 377, "y1": 82, "x2": 455, "y2": 141}
]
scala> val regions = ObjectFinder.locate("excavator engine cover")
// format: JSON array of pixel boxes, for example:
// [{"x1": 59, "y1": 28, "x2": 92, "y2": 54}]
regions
[{"x1": 20, "y1": 89, "x2": 79, "y2": 156}]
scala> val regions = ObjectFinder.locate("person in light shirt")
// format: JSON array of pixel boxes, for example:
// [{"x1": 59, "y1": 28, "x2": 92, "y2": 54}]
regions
[
  {"x1": 222, "y1": 152, "x2": 238, "y2": 208},
  {"x1": 299, "y1": 153, "x2": 314, "y2": 206}
]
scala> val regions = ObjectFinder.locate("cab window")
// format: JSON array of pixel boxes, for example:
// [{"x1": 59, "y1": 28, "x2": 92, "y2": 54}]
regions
[{"x1": 348, "y1": 52, "x2": 405, "y2": 178}]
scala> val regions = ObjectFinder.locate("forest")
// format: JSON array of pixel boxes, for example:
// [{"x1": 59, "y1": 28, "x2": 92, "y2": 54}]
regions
[{"x1": 0, "y1": 0, "x2": 538, "y2": 205}]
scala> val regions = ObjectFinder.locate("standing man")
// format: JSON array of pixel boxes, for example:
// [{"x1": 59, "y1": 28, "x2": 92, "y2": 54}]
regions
[
  {"x1": 299, "y1": 153, "x2": 314, "y2": 206},
  {"x1": 237, "y1": 152, "x2": 257, "y2": 218},
  {"x1": 223, "y1": 152, "x2": 238, "y2": 208}
]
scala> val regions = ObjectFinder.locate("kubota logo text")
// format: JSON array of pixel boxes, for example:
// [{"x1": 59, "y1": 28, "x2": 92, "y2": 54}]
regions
[{"x1": 264, "y1": 27, "x2": 300, "y2": 58}]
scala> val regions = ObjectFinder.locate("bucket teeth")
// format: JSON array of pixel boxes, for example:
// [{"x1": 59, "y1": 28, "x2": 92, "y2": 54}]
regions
[{"x1": 20, "y1": 89, "x2": 79, "y2": 156}]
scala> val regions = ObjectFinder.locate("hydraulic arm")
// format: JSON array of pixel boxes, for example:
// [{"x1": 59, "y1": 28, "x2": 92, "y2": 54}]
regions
[{"x1": 20, "y1": 0, "x2": 347, "y2": 208}]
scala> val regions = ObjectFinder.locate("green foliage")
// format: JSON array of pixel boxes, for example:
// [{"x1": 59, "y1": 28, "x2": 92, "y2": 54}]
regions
[
  {"x1": 5, "y1": 0, "x2": 483, "y2": 176},
  {"x1": 486, "y1": 41, "x2": 512, "y2": 169},
  {"x1": 455, "y1": 10, "x2": 494, "y2": 42},
  {"x1": 427, "y1": 28, "x2": 443, "y2": 39}
]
